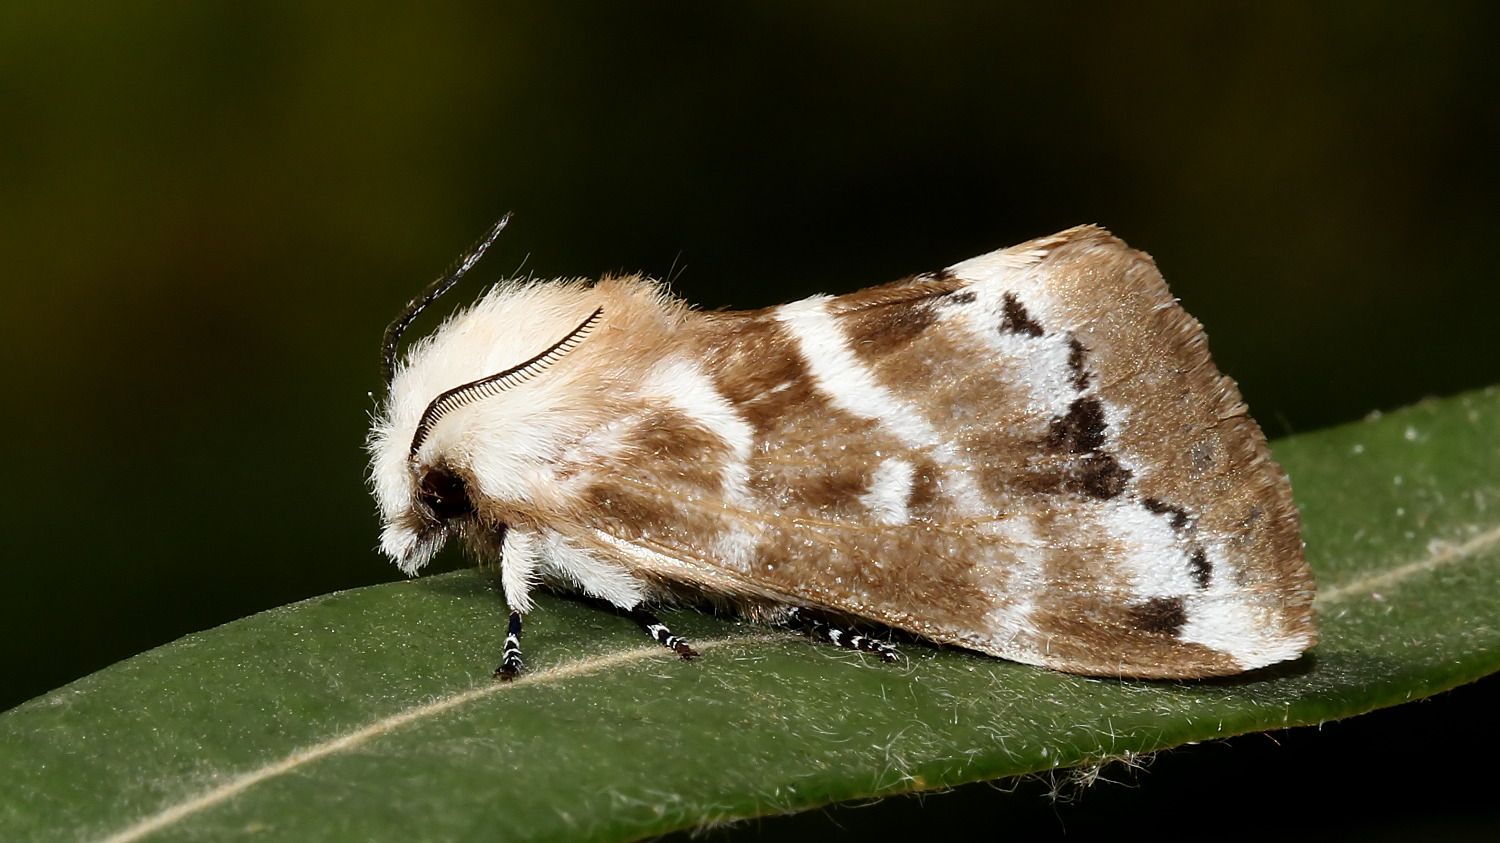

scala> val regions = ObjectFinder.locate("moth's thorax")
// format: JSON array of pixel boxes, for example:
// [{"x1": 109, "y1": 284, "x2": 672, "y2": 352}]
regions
[{"x1": 367, "y1": 276, "x2": 687, "y2": 571}]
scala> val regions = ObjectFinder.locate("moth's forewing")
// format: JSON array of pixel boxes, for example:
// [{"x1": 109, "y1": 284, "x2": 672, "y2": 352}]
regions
[{"x1": 571, "y1": 227, "x2": 1314, "y2": 678}]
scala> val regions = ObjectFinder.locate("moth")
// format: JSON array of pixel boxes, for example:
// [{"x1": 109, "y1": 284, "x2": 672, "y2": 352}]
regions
[{"x1": 368, "y1": 217, "x2": 1317, "y2": 679}]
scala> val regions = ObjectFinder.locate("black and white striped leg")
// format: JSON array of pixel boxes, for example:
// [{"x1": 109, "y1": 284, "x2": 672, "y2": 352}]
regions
[
  {"x1": 494, "y1": 611, "x2": 524, "y2": 681},
  {"x1": 635, "y1": 611, "x2": 699, "y2": 660},
  {"x1": 785, "y1": 607, "x2": 900, "y2": 662}
]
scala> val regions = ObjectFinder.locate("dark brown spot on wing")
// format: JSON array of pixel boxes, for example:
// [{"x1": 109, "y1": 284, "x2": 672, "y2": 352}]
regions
[
  {"x1": 1071, "y1": 453, "x2": 1131, "y2": 500},
  {"x1": 1188, "y1": 548, "x2": 1212, "y2": 589},
  {"x1": 1067, "y1": 337, "x2": 1090, "y2": 390},
  {"x1": 1000, "y1": 292, "x2": 1044, "y2": 337},
  {"x1": 944, "y1": 290, "x2": 977, "y2": 305},
  {"x1": 1017, "y1": 453, "x2": 1131, "y2": 501},
  {"x1": 1047, "y1": 397, "x2": 1107, "y2": 454},
  {"x1": 1142, "y1": 497, "x2": 1190, "y2": 531},
  {"x1": 1127, "y1": 597, "x2": 1187, "y2": 636}
]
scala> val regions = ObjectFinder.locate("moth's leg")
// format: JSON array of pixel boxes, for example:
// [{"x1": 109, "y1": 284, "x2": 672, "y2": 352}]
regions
[
  {"x1": 538, "y1": 532, "x2": 697, "y2": 661},
  {"x1": 633, "y1": 610, "x2": 699, "y2": 660},
  {"x1": 495, "y1": 528, "x2": 539, "y2": 680},
  {"x1": 494, "y1": 610, "x2": 524, "y2": 681},
  {"x1": 784, "y1": 607, "x2": 900, "y2": 662},
  {"x1": 539, "y1": 532, "x2": 646, "y2": 610}
]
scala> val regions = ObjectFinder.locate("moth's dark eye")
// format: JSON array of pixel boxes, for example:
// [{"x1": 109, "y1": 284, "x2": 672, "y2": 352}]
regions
[{"x1": 417, "y1": 465, "x2": 474, "y2": 521}]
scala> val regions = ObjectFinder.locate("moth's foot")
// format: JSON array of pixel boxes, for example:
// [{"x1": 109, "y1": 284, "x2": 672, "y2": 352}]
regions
[
  {"x1": 637, "y1": 611, "x2": 698, "y2": 661},
  {"x1": 495, "y1": 609, "x2": 524, "y2": 681},
  {"x1": 494, "y1": 658, "x2": 523, "y2": 681}
]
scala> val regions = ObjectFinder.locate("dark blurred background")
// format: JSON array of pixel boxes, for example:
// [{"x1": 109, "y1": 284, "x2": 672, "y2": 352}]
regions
[{"x1": 2, "y1": 2, "x2": 1497, "y2": 837}]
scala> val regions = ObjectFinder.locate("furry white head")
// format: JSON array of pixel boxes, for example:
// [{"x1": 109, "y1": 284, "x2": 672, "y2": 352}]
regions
[
  {"x1": 370, "y1": 280, "x2": 589, "y2": 570},
  {"x1": 368, "y1": 266, "x2": 686, "y2": 575}
]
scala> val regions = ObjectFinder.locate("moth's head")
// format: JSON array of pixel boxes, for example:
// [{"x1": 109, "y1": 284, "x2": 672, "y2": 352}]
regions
[
  {"x1": 368, "y1": 280, "x2": 612, "y2": 574},
  {"x1": 367, "y1": 219, "x2": 685, "y2": 574}
]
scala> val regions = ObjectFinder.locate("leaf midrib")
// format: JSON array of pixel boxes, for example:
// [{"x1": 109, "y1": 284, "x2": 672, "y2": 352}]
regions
[
  {"x1": 1314, "y1": 522, "x2": 1500, "y2": 604},
  {"x1": 101, "y1": 635, "x2": 775, "y2": 843}
]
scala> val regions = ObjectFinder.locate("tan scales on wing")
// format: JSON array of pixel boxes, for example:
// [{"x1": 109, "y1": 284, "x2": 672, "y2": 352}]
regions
[{"x1": 532, "y1": 228, "x2": 1313, "y2": 677}]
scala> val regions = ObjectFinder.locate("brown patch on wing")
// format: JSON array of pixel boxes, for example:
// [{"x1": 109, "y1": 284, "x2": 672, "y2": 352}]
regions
[
  {"x1": 1019, "y1": 610, "x2": 1239, "y2": 677},
  {"x1": 581, "y1": 409, "x2": 733, "y2": 546},
  {"x1": 581, "y1": 480, "x2": 675, "y2": 543},
  {"x1": 752, "y1": 462, "x2": 872, "y2": 514},
  {"x1": 830, "y1": 273, "x2": 980, "y2": 363},
  {"x1": 827, "y1": 273, "x2": 967, "y2": 313},
  {"x1": 694, "y1": 316, "x2": 809, "y2": 432},
  {"x1": 1126, "y1": 596, "x2": 1187, "y2": 636},
  {"x1": 631, "y1": 410, "x2": 733, "y2": 492},
  {"x1": 841, "y1": 300, "x2": 938, "y2": 361},
  {"x1": 904, "y1": 457, "x2": 949, "y2": 520}
]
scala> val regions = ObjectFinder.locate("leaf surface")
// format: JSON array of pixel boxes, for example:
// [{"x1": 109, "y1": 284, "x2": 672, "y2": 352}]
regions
[{"x1": 3, "y1": 388, "x2": 1499, "y2": 842}]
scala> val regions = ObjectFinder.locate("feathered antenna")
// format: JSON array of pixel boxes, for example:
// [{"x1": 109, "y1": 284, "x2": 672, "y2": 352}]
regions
[
  {"x1": 380, "y1": 214, "x2": 512, "y2": 388},
  {"x1": 408, "y1": 307, "x2": 604, "y2": 457}
]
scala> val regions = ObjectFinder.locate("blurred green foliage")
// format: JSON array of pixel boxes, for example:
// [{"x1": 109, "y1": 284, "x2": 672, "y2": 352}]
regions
[{"x1": 0, "y1": 2, "x2": 1496, "y2": 834}]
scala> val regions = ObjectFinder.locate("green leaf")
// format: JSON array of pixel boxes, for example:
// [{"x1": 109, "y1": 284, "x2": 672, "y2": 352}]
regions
[{"x1": 4, "y1": 388, "x2": 1499, "y2": 842}]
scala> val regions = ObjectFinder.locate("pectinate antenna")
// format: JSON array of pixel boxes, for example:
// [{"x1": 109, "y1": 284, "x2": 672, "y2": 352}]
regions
[
  {"x1": 381, "y1": 214, "x2": 513, "y2": 388},
  {"x1": 408, "y1": 306, "x2": 605, "y2": 458}
]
